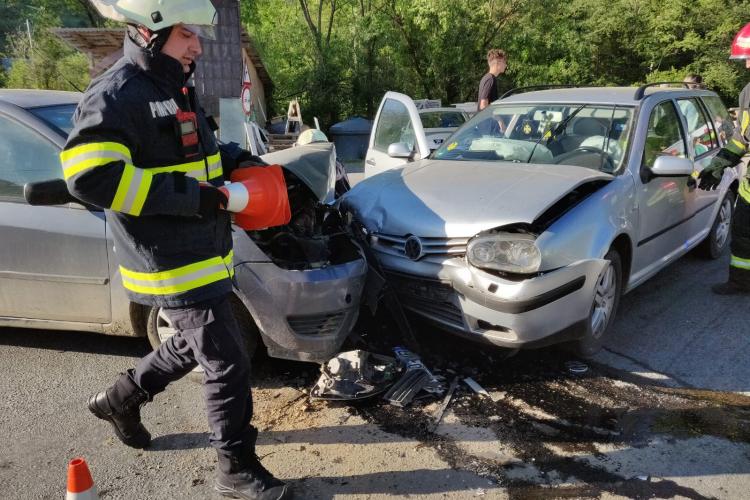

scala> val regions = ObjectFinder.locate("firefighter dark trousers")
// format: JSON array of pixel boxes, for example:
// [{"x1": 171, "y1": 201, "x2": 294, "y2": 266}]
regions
[
  {"x1": 729, "y1": 192, "x2": 750, "y2": 289},
  {"x1": 129, "y1": 294, "x2": 256, "y2": 452}
]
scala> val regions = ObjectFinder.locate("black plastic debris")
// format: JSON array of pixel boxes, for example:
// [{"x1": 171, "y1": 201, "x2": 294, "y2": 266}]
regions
[
  {"x1": 310, "y1": 350, "x2": 399, "y2": 400},
  {"x1": 383, "y1": 347, "x2": 445, "y2": 407}
]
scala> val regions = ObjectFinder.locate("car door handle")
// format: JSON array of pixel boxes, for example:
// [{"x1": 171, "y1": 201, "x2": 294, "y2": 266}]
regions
[{"x1": 366, "y1": 159, "x2": 376, "y2": 166}]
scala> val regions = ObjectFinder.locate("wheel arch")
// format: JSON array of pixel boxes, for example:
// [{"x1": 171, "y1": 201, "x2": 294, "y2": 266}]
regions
[{"x1": 610, "y1": 233, "x2": 633, "y2": 287}]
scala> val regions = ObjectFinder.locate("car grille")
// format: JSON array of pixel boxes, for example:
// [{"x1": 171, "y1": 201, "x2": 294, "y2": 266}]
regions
[
  {"x1": 385, "y1": 272, "x2": 464, "y2": 329},
  {"x1": 372, "y1": 233, "x2": 468, "y2": 262},
  {"x1": 287, "y1": 311, "x2": 346, "y2": 336}
]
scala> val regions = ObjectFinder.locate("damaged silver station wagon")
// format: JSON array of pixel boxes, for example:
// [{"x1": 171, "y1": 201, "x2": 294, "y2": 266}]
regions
[
  {"x1": 343, "y1": 86, "x2": 740, "y2": 355},
  {"x1": 0, "y1": 90, "x2": 365, "y2": 363}
]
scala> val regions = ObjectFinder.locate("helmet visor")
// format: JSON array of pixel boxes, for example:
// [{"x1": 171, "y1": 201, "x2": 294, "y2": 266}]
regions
[{"x1": 184, "y1": 24, "x2": 216, "y2": 40}]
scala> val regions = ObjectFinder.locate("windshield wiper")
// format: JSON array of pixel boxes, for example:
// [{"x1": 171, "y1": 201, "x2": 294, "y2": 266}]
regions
[{"x1": 525, "y1": 104, "x2": 587, "y2": 163}]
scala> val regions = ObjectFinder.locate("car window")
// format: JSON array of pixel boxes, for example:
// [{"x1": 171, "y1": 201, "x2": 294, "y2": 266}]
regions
[
  {"x1": 420, "y1": 111, "x2": 466, "y2": 128},
  {"x1": 677, "y1": 98, "x2": 717, "y2": 157},
  {"x1": 28, "y1": 104, "x2": 77, "y2": 136},
  {"x1": 702, "y1": 95, "x2": 734, "y2": 147},
  {"x1": 642, "y1": 101, "x2": 686, "y2": 168},
  {"x1": 0, "y1": 114, "x2": 63, "y2": 199},
  {"x1": 374, "y1": 98, "x2": 416, "y2": 153},
  {"x1": 433, "y1": 103, "x2": 633, "y2": 173}
]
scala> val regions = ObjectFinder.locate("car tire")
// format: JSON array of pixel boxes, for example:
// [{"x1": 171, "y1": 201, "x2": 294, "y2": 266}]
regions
[
  {"x1": 574, "y1": 248, "x2": 622, "y2": 358},
  {"x1": 145, "y1": 296, "x2": 259, "y2": 371},
  {"x1": 697, "y1": 191, "x2": 734, "y2": 260}
]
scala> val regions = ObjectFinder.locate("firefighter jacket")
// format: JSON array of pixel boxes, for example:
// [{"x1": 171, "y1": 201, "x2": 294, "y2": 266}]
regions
[
  {"x1": 63, "y1": 35, "x2": 237, "y2": 308},
  {"x1": 720, "y1": 82, "x2": 750, "y2": 203}
]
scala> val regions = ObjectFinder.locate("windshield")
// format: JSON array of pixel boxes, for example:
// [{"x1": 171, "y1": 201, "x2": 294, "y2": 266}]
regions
[
  {"x1": 28, "y1": 104, "x2": 77, "y2": 136},
  {"x1": 419, "y1": 110, "x2": 466, "y2": 129},
  {"x1": 434, "y1": 103, "x2": 634, "y2": 173}
]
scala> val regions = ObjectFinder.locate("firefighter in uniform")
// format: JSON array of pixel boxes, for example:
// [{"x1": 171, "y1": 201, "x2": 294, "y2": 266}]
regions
[
  {"x1": 698, "y1": 22, "x2": 750, "y2": 295},
  {"x1": 65, "y1": 1, "x2": 289, "y2": 498}
]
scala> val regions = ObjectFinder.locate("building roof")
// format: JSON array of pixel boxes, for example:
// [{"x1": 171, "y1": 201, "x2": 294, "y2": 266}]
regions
[{"x1": 51, "y1": 27, "x2": 273, "y2": 88}]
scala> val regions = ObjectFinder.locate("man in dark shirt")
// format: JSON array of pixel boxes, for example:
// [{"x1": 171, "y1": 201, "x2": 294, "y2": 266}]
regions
[{"x1": 477, "y1": 49, "x2": 507, "y2": 111}]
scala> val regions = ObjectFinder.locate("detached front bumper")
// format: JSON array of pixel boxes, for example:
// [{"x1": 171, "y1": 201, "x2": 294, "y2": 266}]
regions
[
  {"x1": 381, "y1": 255, "x2": 607, "y2": 349},
  {"x1": 233, "y1": 258, "x2": 367, "y2": 363}
]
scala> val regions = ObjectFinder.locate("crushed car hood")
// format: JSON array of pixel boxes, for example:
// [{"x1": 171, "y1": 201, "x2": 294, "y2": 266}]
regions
[
  {"x1": 342, "y1": 159, "x2": 612, "y2": 237},
  {"x1": 261, "y1": 143, "x2": 337, "y2": 204}
]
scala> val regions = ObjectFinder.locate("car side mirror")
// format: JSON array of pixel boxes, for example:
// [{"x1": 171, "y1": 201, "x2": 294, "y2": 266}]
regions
[
  {"x1": 24, "y1": 179, "x2": 78, "y2": 206},
  {"x1": 642, "y1": 155, "x2": 694, "y2": 183},
  {"x1": 387, "y1": 142, "x2": 413, "y2": 159}
]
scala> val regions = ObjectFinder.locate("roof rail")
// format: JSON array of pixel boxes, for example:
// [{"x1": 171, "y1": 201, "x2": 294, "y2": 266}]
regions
[
  {"x1": 633, "y1": 81, "x2": 703, "y2": 100},
  {"x1": 499, "y1": 85, "x2": 591, "y2": 100}
]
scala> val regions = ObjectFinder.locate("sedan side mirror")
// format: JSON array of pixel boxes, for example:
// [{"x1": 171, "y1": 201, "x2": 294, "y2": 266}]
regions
[
  {"x1": 387, "y1": 142, "x2": 413, "y2": 159},
  {"x1": 651, "y1": 156, "x2": 694, "y2": 177},
  {"x1": 641, "y1": 155, "x2": 694, "y2": 183},
  {"x1": 24, "y1": 179, "x2": 77, "y2": 206}
]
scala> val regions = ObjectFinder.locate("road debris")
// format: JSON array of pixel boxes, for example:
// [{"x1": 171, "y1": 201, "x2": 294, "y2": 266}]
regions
[
  {"x1": 429, "y1": 376, "x2": 460, "y2": 432},
  {"x1": 309, "y1": 350, "x2": 399, "y2": 400},
  {"x1": 384, "y1": 347, "x2": 445, "y2": 406},
  {"x1": 464, "y1": 377, "x2": 491, "y2": 398}
]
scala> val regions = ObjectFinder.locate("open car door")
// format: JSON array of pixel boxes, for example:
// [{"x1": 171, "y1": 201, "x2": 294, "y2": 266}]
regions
[{"x1": 364, "y1": 92, "x2": 430, "y2": 178}]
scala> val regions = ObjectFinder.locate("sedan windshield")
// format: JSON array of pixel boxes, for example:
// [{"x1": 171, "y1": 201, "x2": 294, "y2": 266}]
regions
[
  {"x1": 434, "y1": 103, "x2": 634, "y2": 173},
  {"x1": 28, "y1": 104, "x2": 77, "y2": 136}
]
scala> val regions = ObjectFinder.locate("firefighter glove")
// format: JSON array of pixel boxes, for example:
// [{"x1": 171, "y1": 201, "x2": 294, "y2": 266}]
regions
[
  {"x1": 698, "y1": 155, "x2": 734, "y2": 191},
  {"x1": 198, "y1": 183, "x2": 228, "y2": 217}
]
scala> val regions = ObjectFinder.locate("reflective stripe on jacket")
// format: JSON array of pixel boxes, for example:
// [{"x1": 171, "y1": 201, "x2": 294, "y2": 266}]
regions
[{"x1": 62, "y1": 35, "x2": 234, "y2": 307}]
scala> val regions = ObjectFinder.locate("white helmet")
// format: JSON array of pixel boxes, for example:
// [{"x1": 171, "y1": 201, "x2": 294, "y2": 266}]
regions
[{"x1": 90, "y1": 0, "x2": 218, "y2": 39}]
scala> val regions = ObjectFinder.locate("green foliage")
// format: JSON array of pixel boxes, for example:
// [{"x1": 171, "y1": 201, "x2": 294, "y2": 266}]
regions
[
  {"x1": 243, "y1": 0, "x2": 750, "y2": 128},
  {"x1": 1, "y1": 1, "x2": 99, "y2": 91},
  {"x1": 3, "y1": 11, "x2": 90, "y2": 91}
]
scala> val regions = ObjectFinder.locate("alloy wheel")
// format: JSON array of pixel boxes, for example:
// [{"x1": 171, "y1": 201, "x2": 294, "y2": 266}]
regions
[
  {"x1": 590, "y1": 262, "x2": 617, "y2": 339},
  {"x1": 715, "y1": 197, "x2": 732, "y2": 250}
]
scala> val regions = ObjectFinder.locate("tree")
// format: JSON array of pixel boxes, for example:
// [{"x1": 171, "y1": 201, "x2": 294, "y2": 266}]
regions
[{"x1": 3, "y1": 11, "x2": 90, "y2": 91}]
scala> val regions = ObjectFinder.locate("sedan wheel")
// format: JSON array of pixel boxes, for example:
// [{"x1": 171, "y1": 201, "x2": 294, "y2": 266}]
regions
[
  {"x1": 574, "y1": 248, "x2": 622, "y2": 358},
  {"x1": 145, "y1": 296, "x2": 259, "y2": 375},
  {"x1": 698, "y1": 192, "x2": 734, "y2": 259},
  {"x1": 591, "y1": 262, "x2": 617, "y2": 339},
  {"x1": 146, "y1": 307, "x2": 204, "y2": 374}
]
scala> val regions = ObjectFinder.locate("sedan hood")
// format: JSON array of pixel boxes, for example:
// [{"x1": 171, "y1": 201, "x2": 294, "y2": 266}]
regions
[
  {"x1": 261, "y1": 143, "x2": 336, "y2": 204},
  {"x1": 342, "y1": 159, "x2": 612, "y2": 237}
]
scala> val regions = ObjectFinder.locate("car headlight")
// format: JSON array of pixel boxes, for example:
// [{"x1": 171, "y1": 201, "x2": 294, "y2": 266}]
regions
[{"x1": 467, "y1": 233, "x2": 541, "y2": 274}]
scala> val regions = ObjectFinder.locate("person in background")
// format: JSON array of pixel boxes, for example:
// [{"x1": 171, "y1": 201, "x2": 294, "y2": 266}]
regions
[
  {"x1": 477, "y1": 49, "x2": 507, "y2": 112},
  {"x1": 684, "y1": 73, "x2": 704, "y2": 89}
]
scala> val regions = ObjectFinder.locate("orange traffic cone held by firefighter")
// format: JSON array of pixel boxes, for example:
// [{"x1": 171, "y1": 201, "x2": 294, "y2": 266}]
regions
[
  {"x1": 66, "y1": 457, "x2": 98, "y2": 500},
  {"x1": 219, "y1": 164, "x2": 291, "y2": 231}
]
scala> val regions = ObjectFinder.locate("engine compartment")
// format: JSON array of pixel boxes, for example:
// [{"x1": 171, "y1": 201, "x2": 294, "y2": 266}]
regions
[{"x1": 247, "y1": 170, "x2": 361, "y2": 270}]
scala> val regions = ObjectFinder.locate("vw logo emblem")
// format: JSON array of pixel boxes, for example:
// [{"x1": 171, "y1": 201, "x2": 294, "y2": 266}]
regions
[{"x1": 404, "y1": 235, "x2": 424, "y2": 261}]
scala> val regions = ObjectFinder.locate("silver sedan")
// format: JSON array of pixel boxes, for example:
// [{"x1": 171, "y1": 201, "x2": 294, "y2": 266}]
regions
[
  {"x1": 344, "y1": 86, "x2": 739, "y2": 355},
  {"x1": 0, "y1": 89, "x2": 365, "y2": 363}
]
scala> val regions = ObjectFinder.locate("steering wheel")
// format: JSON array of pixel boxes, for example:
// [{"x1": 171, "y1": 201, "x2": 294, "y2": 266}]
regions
[{"x1": 567, "y1": 146, "x2": 615, "y2": 172}]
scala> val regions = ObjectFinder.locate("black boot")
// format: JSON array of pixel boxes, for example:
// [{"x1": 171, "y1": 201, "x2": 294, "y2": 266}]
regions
[
  {"x1": 88, "y1": 372, "x2": 151, "y2": 449},
  {"x1": 215, "y1": 449, "x2": 290, "y2": 500},
  {"x1": 711, "y1": 281, "x2": 750, "y2": 295}
]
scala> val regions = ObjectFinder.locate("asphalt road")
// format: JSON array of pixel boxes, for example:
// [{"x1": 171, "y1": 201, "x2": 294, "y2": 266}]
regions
[{"x1": 1, "y1": 250, "x2": 749, "y2": 499}]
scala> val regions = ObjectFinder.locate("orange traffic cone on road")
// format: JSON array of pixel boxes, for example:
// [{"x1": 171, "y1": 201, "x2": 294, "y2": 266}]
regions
[{"x1": 66, "y1": 457, "x2": 98, "y2": 499}]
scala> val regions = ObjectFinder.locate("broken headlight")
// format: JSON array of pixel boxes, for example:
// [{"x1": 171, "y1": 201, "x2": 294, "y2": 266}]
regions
[{"x1": 467, "y1": 233, "x2": 541, "y2": 274}]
